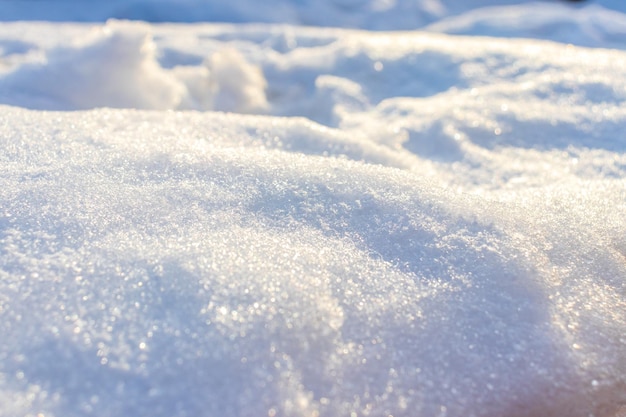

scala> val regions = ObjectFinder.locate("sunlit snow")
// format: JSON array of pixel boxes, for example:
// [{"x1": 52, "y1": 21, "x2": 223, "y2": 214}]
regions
[{"x1": 0, "y1": 1, "x2": 625, "y2": 417}]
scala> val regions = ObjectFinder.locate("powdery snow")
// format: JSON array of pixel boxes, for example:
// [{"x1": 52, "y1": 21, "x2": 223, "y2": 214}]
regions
[{"x1": 0, "y1": 3, "x2": 625, "y2": 417}]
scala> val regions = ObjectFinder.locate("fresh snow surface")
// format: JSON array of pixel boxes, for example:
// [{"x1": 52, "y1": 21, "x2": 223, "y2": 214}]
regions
[{"x1": 0, "y1": 3, "x2": 625, "y2": 417}]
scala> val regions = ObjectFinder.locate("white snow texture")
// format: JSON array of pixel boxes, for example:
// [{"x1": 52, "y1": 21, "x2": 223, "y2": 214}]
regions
[{"x1": 0, "y1": 2, "x2": 625, "y2": 417}]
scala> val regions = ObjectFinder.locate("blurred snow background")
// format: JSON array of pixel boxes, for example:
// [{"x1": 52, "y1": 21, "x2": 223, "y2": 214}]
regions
[
  {"x1": 0, "y1": 0, "x2": 625, "y2": 34},
  {"x1": 0, "y1": 1, "x2": 625, "y2": 417}
]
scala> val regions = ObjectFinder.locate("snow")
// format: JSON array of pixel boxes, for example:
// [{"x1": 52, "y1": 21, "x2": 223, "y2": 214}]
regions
[
  {"x1": 425, "y1": 3, "x2": 626, "y2": 49},
  {"x1": 0, "y1": 2, "x2": 625, "y2": 417}
]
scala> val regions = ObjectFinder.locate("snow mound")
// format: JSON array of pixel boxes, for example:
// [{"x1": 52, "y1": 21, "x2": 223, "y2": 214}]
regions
[
  {"x1": 198, "y1": 48, "x2": 267, "y2": 113},
  {"x1": 1, "y1": 105, "x2": 625, "y2": 417},
  {"x1": 0, "y1": 21, "x2": 185, "y2": 110},
  {"x1": 0, "y1": 21, "x2": 268, "y2": 113}
]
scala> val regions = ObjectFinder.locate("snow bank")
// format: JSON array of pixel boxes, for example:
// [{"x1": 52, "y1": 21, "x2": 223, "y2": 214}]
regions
[
  {"x1": 0, "y1": 22, "x2": 625, "y2": 415},
  {"x1": 0, "y1": 104, "x2": 624, "y2": 417},
  {"x1": 0, "y1": 3, "x2": 625, "y2": 417}
]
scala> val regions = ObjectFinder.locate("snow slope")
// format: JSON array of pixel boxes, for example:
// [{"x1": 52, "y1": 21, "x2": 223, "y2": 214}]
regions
[{"x1": 0, "y1": 3, "x2": 625, "y2": 417}]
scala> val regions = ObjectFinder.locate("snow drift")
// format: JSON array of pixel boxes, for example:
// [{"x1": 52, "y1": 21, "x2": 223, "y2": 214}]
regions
[
  {"x1": 0, "y1": 3, "x2": 625, "y2": 417},
  {"x1": 1, "y1": 104, "x2": 624, "y2": 417}
]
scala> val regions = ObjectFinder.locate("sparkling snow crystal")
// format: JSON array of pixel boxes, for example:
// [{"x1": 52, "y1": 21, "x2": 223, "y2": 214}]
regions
[{"x1": 0, "y1": 3, "x2": 625, "y2": 417}]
